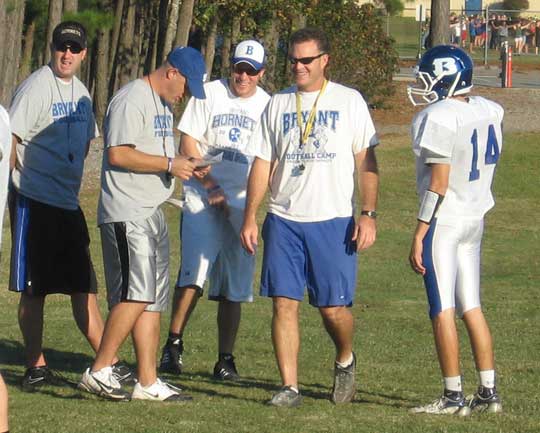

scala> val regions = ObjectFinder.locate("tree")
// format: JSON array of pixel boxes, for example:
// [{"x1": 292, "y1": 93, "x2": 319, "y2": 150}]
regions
[
  {"x1": 175, "y1": 0, "x2": 195, "y2": 47},
  {"x1": 502, "y1": 0, "x2": 529, "y2": 16},
  {"x1": 44, "y1": 0, "x2": 62, "y2": 65},
  {"x1": 429, "y1": 0, "x2": 449, "y2": 46},
  {"x1": 0, "y1": 0, "x2": 26, "y2": 105},
  {"x1": 309, "y1": 1, "x2": 398, "y2": 105}
]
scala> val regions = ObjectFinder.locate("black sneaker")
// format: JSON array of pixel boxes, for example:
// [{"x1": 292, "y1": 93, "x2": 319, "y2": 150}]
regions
[
  {"x1": 410, "y1": 389, "x2": 471, "y2": 415},
  {"x1": 159, "y1": 338, "x2": 184, "y2": 374},
  {"x1": 466, "y1": 386, "x2": 502, "y2": 413},
  {"x1": 213, "y1": 354, "x2": 239, "y2": 381},
  {"x1": 332, "y1": 352, "x2": 356, "y2": 404},
  {"x1": 112, "y1": 361, "x2": 137, "y2": 385},
  {"x1": 22, "y1": 366, "x2": 51, "y2": 391},
  {"x1": 267, "y1": 386, "x2": 303, "y2": 408},
  {"x1": 21, "y1": 366, "x2": 72, "y2": 391}
]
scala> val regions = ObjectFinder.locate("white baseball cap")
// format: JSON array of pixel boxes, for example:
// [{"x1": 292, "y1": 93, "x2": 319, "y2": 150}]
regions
[{"x1": 232, "y1": 40, "x2": 265, "y2": 71}]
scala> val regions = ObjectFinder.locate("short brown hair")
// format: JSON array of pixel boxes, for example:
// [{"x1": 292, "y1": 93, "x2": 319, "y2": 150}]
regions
[{"x1": 289, "y1": 27, "x2": 330, "y2": 54}]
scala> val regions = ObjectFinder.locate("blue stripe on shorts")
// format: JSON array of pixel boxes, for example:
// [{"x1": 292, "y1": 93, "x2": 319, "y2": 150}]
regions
[
  {"x1": 10, "y1": 192, "x2": 30, "y2": 292},
  {"x1": 422, "y1": 219, "x2": 442, "y2": 319},
  {"x1": 260, "y1": 213, "x2": 357, "y2": 307}
]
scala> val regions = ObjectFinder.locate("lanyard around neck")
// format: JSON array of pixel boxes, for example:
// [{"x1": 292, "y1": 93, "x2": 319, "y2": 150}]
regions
[{"x1": 295, "y1": 79, "x2": 328, "y2": 146}]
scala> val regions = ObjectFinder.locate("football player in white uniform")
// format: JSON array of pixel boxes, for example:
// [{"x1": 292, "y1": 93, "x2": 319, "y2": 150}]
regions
[{"x1": 408, "y1": 45, "x2": 503, "y2": 415}]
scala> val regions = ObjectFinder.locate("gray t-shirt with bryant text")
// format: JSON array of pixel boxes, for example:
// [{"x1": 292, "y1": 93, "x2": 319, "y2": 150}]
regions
[
  {"x1": 9, "y1": 65, "x2": 97, "y2": 210},
  {"x1": 98, "y1": 78, "x2": 175, "y2": 225}
]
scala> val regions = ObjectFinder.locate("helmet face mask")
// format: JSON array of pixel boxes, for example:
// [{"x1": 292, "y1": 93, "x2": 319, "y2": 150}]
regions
[{"x1": 407, "y1": 45, "x2": 473, "y2": 106}]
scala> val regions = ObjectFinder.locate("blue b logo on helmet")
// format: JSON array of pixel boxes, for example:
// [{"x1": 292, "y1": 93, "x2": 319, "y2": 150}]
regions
[
  {"x1": 245, "y1": 46, "x2": 254, "y2": 55},
  {"x1": 408, "y1": 45, "x2": 474, "y2": 106}
]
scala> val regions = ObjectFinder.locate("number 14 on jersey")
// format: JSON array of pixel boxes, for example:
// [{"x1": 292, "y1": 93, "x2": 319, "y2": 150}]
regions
[{"x1": 469, "y1": 124, "x2": 500, "y2": 182}]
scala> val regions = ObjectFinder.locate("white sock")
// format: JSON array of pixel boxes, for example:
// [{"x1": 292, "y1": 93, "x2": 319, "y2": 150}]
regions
[
  {"x1": 336, "y1": 353, "x2": 354, "y2": 369},
  {"x1": 443, "y1": 376, "x2": 462, "y2": 392},
  {"x1": 479, "y1": 370, "x2": 495, "y2": 388},
  {"x1": 287, "y1": 385, "x2": 299, "y2": 394}
]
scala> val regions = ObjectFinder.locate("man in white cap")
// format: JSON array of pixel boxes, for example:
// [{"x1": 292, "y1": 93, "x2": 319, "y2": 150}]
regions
[
  {"x1": 78, "y1": 46, "x2": 206, "y2": 402},
  {"x1": 159, "y1": 40, "x2": 270, "y2": 381}
]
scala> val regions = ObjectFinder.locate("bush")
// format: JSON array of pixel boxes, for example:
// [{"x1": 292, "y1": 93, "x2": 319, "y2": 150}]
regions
[
  {"x1": 502, "y1": 0, "x2": 530, "y2": 12},
  {"x1": 308, "y1": 2, "x2": 399, "y2": 106}
]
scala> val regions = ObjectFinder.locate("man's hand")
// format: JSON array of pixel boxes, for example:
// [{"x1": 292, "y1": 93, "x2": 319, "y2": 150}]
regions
[
  {"x1": 193, "y1": 164, "x2": 211, "y2": 179},
  {"x1": 170, "y1": 156, "x2": 196, "y2": 181},
  {"x1": 352, "y1": 215, "x2": 376, "y2": 251},
  {"x1": 409, "y1": 236, "x2": 426, "y2": 275},
  {"x1": 240, "y1": 218, "x2": 258, "y2": 255},
  {"x1": 207, "y1": 186, "x2": 229, "y2": 216}
]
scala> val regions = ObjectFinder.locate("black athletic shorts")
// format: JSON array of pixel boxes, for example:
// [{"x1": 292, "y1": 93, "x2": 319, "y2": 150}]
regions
[{"x1": 9, "y1": 189, "x2": 97, "y2": 296}]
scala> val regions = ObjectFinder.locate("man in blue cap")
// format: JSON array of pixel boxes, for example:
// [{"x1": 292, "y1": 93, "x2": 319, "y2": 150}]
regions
[{"x1": 79, "y1": 47, "x2": 207, "y2": 402}]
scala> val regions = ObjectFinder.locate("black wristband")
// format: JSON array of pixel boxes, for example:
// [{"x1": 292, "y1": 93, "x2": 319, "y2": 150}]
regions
[{"x1": 360, "y1": 210, "x2": 377, "y2": 219}]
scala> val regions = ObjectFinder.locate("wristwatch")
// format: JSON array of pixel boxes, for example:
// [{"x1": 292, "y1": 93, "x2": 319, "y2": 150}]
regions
[{"x1": 360, "y1": 210, "x2": 377, "y2": 219}]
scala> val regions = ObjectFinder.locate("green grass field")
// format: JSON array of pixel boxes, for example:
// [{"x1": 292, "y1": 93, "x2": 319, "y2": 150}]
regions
[{"x1": 0, "y1": 132, "x2": 539, "y2": 433}]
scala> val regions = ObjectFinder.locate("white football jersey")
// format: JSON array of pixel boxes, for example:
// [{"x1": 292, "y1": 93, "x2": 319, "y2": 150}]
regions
[
  {"x1": 254, "y1": 81, "x2": 378, "y2": 222},
  {"x1": 178, "y1": 79, "x2": 270, "y2": 210},
  {"x1": 412, "y1": 96, "x2": 504, "y2": 222}
]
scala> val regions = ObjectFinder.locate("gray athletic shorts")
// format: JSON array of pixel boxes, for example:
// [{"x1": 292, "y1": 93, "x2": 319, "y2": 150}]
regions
[
  {"x1": 100, "y1": 209, "x2": 170, "y2": 312},
  {"x1": 177, "y1": 205, "x2": 254, "y2": 302}
]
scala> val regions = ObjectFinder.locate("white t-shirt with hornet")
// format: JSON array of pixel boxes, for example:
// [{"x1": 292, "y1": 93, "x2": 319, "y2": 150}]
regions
[
  {"x1": 254, "y1": 81, "x2": 379, "y2": 222},
  {"x1": 98, "y1": 79, "x2": 176, "y2": 225},
  {"x1": 178, "y1": 79, "x2": 270, "y2": 212},
  {"x1": 411, "y1": 96, "x2": 504, "y2": 223}
]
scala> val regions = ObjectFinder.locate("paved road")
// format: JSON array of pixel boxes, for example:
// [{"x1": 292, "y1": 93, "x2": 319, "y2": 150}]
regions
[{"x1": 395, "y1": 66, "x2": 540, "y2": 89}]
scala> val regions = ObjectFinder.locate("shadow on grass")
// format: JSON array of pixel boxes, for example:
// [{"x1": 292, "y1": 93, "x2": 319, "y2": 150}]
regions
[
  {"x1": 160, "y1": 369, "x2": 333, "y2": 403},
  {"x1": 0, "y1": 338, "x2": 112, "y2": 399}
]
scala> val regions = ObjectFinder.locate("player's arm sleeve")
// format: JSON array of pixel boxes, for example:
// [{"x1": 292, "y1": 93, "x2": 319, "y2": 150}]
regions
[
  {"x1": 177, "y1": 94, "x2": 210, "y2": 142},
  {"x1": 422, "y1": 148, "x2": 451, "y2": 165},
  {"x1": 8, "y1": 79, "x2": 46, "y2": 142},
  {"x1": 105, "y1": 96, "x2": 144, "y2": 148},
  {"x1": 351, "y1": 93, "x2": 379, "y2": 154},
  {"x1": 252, "y1": 104, "x2": 275, "y2": 162},
  {"x1": 411, "y1": 111, "x2": 456, "y2": 159}
]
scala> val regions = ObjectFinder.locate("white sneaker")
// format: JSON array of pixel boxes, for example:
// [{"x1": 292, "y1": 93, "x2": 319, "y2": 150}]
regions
[
  {"x1": 131, "y1": 378, "x2": 192, "y2": 402},
  {"x1": 409, "y1": 391, "x2": 471, "y2": 416},
  {"x1": 78, "y1": 366, "x2": 131, "y2": 401}
]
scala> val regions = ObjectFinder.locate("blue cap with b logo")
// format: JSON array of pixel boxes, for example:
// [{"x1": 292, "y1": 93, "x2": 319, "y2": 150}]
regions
[
  {"x1": 232, "y1": 40, "x2": 265, "y2": 71},
  {"x1": 167, "y1": 46, "x2": 207, "y2": 99}
]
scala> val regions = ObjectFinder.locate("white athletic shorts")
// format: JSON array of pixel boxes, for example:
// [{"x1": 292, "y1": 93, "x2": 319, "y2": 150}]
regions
[
  {"x1": 101, "y1": 209, "x2": 170, "y2": 312},
  {"x1": 176, "y1": 204, "x2": 254, "y2": 302},
  {"x1": 422, "y1": 217, "x2": 484, "y2": 319}
]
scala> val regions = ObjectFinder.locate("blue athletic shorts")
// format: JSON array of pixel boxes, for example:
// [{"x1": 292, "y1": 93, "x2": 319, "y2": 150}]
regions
[{"x1": 260, "y1": 213, "x2": 357, "y2": 307}]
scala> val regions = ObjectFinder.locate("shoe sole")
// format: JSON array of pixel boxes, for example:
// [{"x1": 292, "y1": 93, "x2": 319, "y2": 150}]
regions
[
  {"x1": 267, "y1": 397, "x2": 303, "y2": 408},
  {"x1": 213, "y1": 373, "x2": 240, "y2": 381},
  {"x1": 78, "y1": 382, "x2": 131, "y2": 402},
  {"x1": 472, "y1": 402, "x2": 503, "y2": 414},
  {"x1": 132, "y1": 394, "x2": 193, "y2": 402}
]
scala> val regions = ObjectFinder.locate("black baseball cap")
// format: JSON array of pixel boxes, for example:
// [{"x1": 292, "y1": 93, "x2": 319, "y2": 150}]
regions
[{"x1": 53, "y1": 21, "x2": 87, "y2": 49}]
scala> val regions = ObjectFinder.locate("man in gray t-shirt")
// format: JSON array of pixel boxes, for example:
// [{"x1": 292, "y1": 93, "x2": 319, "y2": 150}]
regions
[
  {"x1": 8, "y1": 21, "x2": 131, "y2": 390},
  {"x1": 79, "y1": 47, "x2": 207, "y2": 403}
]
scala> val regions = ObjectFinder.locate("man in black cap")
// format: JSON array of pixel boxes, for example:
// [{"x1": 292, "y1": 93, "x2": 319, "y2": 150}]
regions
[{"x1": 8, "y1": 21, "x2": 133, "y2": 390}]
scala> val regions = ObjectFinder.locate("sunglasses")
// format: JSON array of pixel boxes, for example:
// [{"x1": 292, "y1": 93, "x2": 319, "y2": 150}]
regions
[
  {"x1": 55, "y1": 42, "x2": 83, "y2": 54},
  {"x1": 288, "y1": 52, "x2": 326, "y2": 65},
  {"x1": 233, "y1": 64, "x2": 259, "y2": 76}
]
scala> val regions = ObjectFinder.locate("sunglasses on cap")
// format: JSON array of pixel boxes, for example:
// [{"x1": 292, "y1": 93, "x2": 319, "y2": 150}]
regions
[
  {"x1": 288, "y1": 52, "x2": 326, "y2": 65},
  {"x1": 55, "y1": 42, "x2": 84, "y2": 54},
  {"x1": 233, "y1": 64, "x2": 259, "y2": 76}
]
